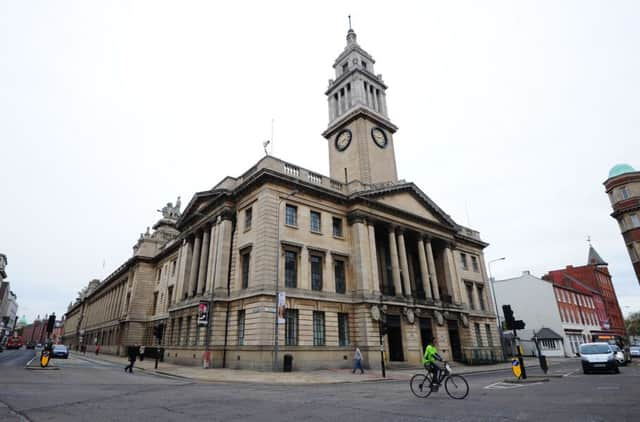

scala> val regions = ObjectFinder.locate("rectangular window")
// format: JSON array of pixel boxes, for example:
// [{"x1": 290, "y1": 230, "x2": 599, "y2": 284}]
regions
[
  {"x1": 241, "y1": 251, "x2": 250, "y2": 289},
  {"x1": 152, "y1": 292, "x2": 158, "y2": 315},
  {"x1": 466, "y1": 284, "x2": 475, "y2": 310},
  {"x1": 361, "y1": 60, "x2": 367, "y2": 69},
  {"x1": 332, "y1": 217, "x2": 343, "y2": 237},
  {"x1": 313, "y1": 311, "x2": 325, "y2": 346},
  {"x1": 169, "y1": 319, "x2": 175, "y2": 345},
  {"x1": 237, "y1": 310, "x2": 245, "y2": 346},
  {"x1": 177, "y1": 318, "x2": 183, "y2": 346},
  {"x1": 172, "y1": 260, "x2": 177, "y2": 276},
  {"x1": 474, "y1": 323, "x2": 483, "y2": 347},
  {"x1": 628, "y1": 245, "x2": 639, "y2": 261},
  {"x1": 334, "y1": 259, "x2": 346, "y2": 294},
  {"x1": 311, "y1": 255, "x2": 323, "y2": 291},
  {"x1": 460, "y1": 253, "x2": 468, "y2": 270},
  {"x1": 471, "y1": 256, "x2": 479, "y2": 272},
  {"x1": 630, "y1": 213, "x2": 640, "y2": 228},
  {"x1": 477, "y1": 285, "x2": 486, "y2": 311},
  {"x1": 485, "y1": 324, "x2": 493, "y2": 347},
  {"x1": 185, "y1": 316, "x2": 192, "y2": 346},
  {"x1": 285, "y1": 309, "x2": 298, "y2": 346},
  {"x1": 310, "y1": 210, "x2": 321, "y2": 233},
  {"x1": 338, "y1": 313, "x2": 349, "y2": 346},
  {"x1": 245, "y1": 207, "x2": 252, "y2": 231},
  {"x1": 621, "y1": 186, "x2": 630, "y2": 200},
  {"x1": 167, "y1": 286, "x2": 173, "y2": 306},
  {"x1": 285, "y1": 250, "x2": 298, "y2": 288},
  {"x1": 285, "y1": 204, "x2": 297, "y2": 226},
  {"x1": 342, "y1": 62, "x2": 348, "y2": 73}
]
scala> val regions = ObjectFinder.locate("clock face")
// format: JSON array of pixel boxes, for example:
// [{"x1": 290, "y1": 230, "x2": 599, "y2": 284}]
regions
[
  {"x1": 335, "y1": 129, "x2": 352, "y2": 151},
  {"x1": 371, "y1": 127, "x2": 388, "y2": 148}
]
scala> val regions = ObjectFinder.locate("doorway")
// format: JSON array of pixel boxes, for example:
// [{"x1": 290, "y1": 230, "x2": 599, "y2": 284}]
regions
[
  {"x1": 387, "y1": 315, "x2": 404, "y2": 361},
  {"x1": 447, "y1": 320, "x2": 463, "y2": 362},
  {"x1": 419, "y1": 318, "x2": 434, "y2": 353}
]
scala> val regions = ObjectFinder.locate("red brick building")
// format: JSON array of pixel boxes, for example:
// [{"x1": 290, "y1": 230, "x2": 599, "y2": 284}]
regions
[
  {"x1": 21, "y1": 316, "x2": 65, "y2": 345},
  {"x1": 544, "y1": 245, "x2": 626, "y2": 346}
]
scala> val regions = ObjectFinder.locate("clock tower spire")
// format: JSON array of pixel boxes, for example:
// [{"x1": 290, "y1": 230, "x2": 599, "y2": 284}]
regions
[{"x1": 322, "y1": 26, "x2": 399, "y2": 185}]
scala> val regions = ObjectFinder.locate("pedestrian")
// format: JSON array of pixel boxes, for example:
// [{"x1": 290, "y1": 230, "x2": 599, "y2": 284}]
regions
[
  {"x1": 352, "y1": 346, "x2": 364, "y2": 374},
  {"x1": 124, "y1": 344, "x2": 139, "y2": 373},
  {"x1": 139, "y1": 345, "x2": 145, "y2": 361},
  {"x1": 95, "y1": 344, "x2": 101, "y2": 355}
]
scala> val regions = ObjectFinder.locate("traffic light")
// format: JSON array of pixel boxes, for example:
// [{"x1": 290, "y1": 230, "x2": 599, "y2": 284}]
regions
[
  {"x1": 503, "y1": 305, "x2": 515, "y2": 329},
  {"x1": 153, "y1": 323, "x2": 164, "y2": 341},
  {"x1": 46, "y1": 314, "x2": 56, "y2": 334}
]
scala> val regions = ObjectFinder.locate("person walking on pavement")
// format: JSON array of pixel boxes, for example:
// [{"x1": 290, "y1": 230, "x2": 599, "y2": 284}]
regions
[
  {"x1": 422, "y1": 337, "x2": 443, "y2": 390},
  {"x1": 352, "y1": 346, "x2": 364, "y2": 374},
  {"x1": 125, "y1": 344, "x2": 139, "y2": 373},
  {"x1": 139, "y1": 345, "x2": 145, "y2": 361}
]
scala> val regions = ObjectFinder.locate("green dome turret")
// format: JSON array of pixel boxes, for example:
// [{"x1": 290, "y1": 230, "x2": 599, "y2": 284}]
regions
[{"x1": 608, "y1": 163, "x2": 636, "y2": 179}]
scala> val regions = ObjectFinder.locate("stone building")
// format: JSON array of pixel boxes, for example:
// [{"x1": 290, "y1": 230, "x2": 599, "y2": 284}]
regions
[
  {"x1": 604, "y1": 163, "x2": 640, "y2": 285},
  {"x1": 64, "y1": 28, "x2": 500, "y2": 369}
]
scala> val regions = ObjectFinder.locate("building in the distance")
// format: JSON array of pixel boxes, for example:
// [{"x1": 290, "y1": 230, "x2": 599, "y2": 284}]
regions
[
  {"x1": 603, "y1": 163, "x2": 640, "y2": 285},
  {"x1": 0, "y1": 254, "x2": 19, "y2": 344},
  {"x1": 544, "y1": 245, "x2": 626, "y2": 351},
  {"x1": 493, "y1": 271, "x2": 568, "y2": 357},
  {"x1": 64, "y1": 27, "x2": 501, "y2": 369}
]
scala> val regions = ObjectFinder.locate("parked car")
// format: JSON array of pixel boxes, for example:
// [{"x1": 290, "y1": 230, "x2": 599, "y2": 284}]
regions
[
  {"x1": 630, "y1": 345, "x2": 640, "y2": 358},
  {"x1": 610, "y1": 345, "x2": 626, "y2": 366},
  {"x1": 26, "y1": 342, "x2": 36, "y2": 350},
  {"x1": 51, "y1": 344, "x2": 69, "y2": 359},
  {"x1": 579, "y1": 342, "x2": 619, "y2": 374}
]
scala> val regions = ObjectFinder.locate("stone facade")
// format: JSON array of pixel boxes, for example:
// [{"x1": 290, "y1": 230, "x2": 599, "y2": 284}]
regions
[
  {"x1": 63, "y1": 28, "x2": 500, "y2": 369},
  {"x1": 604, "y1": 164, "x2": 640, "y2": 285}
]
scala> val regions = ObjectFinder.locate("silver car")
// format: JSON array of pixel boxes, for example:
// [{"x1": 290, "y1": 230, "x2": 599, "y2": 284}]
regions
[
  {"x1": 630, "y1": 345, "x2": 640, "y2": 358},
  {"x1": 579, "y1": 342, "x2": 619, "y2": 374}
]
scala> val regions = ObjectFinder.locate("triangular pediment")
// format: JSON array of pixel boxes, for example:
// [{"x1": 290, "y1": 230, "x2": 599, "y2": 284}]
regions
[{"x1": 357, "y1": 183, "x2": 458, "y2": 229}]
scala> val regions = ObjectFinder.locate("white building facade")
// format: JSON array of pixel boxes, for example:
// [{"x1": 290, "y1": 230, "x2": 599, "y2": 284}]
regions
[{"x1": 494, "y1": 271, "x2": 568, "y2": 357}]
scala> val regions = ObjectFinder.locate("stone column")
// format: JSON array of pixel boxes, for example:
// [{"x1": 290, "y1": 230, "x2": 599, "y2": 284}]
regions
[
  {"x1": 388, "y1": 227, "x2": 402, "y2": 296},
  {"x1": 176, "y1": 240, "x2": 191, "y2": 301},
  {"x1": 472, "y1": 283, "x2": 481, "y2": 312},
  {"x1": 205, "y1": 222, "x2": 218, "y2": 293},
  {"x1": 351, "y1": 218, "x2": 371, "y2": 293},
  {"x1": 417, "y1": 238, "x2": 432, "y2": 299},
  {"x1": 368, "y1": 223, "x2": 380, "y2": 294},
  {"x1": 425, "y1": 238, "x2": 440, "y2": 300},
  {"x1": 443, "y1": 244, "x2": 461, "y2": 303},
  {"x1": 324, "y1": 253, "x2": 334, "y2": 293},
  {"x1": 188, "y1": 233, "x2": 202, "y2": 297},
  {"x1": 213, "y1": 217, "x2": 233, "y2": 295},
  {"x1": 397, "y1": 230, "x2": 412, "y2": 297},
  {"x1": 197, "y1": 228, "x2": 210, "y2": 294}
]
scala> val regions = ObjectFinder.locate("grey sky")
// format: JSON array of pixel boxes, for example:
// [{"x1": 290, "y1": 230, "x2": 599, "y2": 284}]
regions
[{"x1": 1, "y1": 0, "x2": 638, "y2": 322}]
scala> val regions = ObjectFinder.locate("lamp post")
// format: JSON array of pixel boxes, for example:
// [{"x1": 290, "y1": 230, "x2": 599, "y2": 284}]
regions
[
  {"x1": 273, "y1": 189, "x2": 298, "y2": 371},
  {"x1": 488, "y1": 257, "x2": 506, "y2": 358}
]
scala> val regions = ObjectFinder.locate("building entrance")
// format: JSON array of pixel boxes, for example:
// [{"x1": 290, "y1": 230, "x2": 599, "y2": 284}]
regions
[
  {"x1": 447, "y1": 320, "x2": 463, "y2": 362},
  {"x1": 387, "y1": 315, "x2": 404, "y2": 361},
  {"x1": 419, "y1": 318, "x2": 433, "y2": 353}
]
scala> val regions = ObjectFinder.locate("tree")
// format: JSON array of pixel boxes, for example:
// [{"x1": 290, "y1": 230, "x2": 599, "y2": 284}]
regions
[{"x1": 625, "y1": 312, "x2": 640, "y2": 337}]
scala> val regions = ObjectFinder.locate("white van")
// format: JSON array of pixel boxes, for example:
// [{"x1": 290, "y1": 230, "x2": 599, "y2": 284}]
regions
[{"x1": 579, "y1": 342, "x2": 619, "y2": 374}]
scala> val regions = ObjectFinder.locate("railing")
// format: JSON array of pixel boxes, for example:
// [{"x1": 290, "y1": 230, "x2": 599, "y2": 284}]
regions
[
  {"x1": 462, "y1": 347, "x2": 504, "y2": 365},
  {"x1": 307, "y1": 171, "x2": 323, "y2": 185},
  {"x1": 284, "y1": 164, "x2": 300, "y2": 177}
]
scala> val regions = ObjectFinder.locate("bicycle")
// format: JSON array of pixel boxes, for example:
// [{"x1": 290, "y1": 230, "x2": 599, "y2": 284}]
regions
[{"x1": 410, "y1": 361, "x2": 469, "y2": 399}]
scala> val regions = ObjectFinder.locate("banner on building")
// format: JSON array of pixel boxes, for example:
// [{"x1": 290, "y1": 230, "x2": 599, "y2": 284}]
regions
[
  {"x1": 197, "y1": 301, "x2": 210, "y2": 326},
  {"x1": 277, "y1": 292, "x2": 286, "y2": 324}
]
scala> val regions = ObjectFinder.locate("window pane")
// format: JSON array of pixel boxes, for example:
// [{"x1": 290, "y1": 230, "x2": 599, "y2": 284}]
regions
[
  {"x1": 460, "y1": 253, "x2": 468, "y2": 270},
  {"x1": 332, "y1": 217, "x2": 343, "y2": 237},
  {"x1": 338, "y1": 313, "x2": 349, "y2": 346},
  {"x1": 474, "y1": 323, "x2": 482, "y2": 346},
  {"x1": 285, "y1": 205, "x2": 297, "y2": 226},
  {"x1": 471, "y1": 256, "x2": 479, "y2": 272},
  {"x1": 285, "y1": 251, "x2": 297, "y2": 288},
  {"x1": 242, "y1": 253, "x2": 250, "y2": 289},
  {"x1": 477, "y1": 286, "x2": 485, "y2": 311},
  {"x1": 310, "y1": 211, "x2": 321, "y2": 232},
  {"x1": 285, "y1": 309, "x2": 298, "y2": 346},
  {"x1": 313, "y1": 311, "x2": 325, "y2": 346},
  {"x1": 334, "y1": 260, "x2": 346, "y2": 294},
  {"x1": 237, "y1": 310, "x2": 245, "y2": 346},
  {"x1": 311, "y1": 255, "x2": 323, "y2": 291},
  {"x1": 466, "y1": 284, "x2": 474, "y2": 310},
  {"x1": 485, "y1": 324, "x2": 493, "y2": 347},
  {"x1": 245, "y1": 207, "x2": 252, "y2": 230}
]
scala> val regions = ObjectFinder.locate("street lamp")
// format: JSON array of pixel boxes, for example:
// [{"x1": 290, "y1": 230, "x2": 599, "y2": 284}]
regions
[
  {"x1": 487, "y1": 257, "x2": 506, "y2": 350},
  {"x1": 273, "y1": 189, "x2": 298, "y2": 371}
]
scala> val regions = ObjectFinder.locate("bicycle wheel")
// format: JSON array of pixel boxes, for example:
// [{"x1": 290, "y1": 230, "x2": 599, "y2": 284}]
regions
[
  {"x1": 444, "y1": 374, "x2": 469, "y2": 399},
  {"x1": 410, "y1": 373, "x2": 433, "y2": 398}
]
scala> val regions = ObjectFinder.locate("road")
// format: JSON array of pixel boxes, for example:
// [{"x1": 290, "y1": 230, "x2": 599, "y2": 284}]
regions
[{"x1": 0, "y1": 350, "x2": 639, "y2": 421}]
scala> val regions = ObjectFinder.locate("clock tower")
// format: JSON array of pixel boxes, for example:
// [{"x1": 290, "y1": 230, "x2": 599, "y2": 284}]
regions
[{"x1": 322, "y1": 27, "x2": 399, "y2": 185}]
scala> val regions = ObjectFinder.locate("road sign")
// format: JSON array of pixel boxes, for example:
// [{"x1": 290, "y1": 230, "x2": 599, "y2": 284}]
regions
[{"x1": 512, "y1": 359, "x2": 522, "y2": 379}]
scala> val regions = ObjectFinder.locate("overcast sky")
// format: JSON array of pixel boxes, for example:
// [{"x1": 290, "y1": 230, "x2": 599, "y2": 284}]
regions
[{"x1": 1, "y1": 0, "x2": 638, "y2": 323}]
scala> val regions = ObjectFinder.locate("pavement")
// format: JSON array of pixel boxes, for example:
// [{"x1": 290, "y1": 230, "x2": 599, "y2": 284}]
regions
[{"x1": 70, "y1": 350, "x2": 574, "y2": 384}]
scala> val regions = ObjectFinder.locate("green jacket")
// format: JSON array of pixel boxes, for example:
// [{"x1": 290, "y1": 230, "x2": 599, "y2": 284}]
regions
[{"x1": 422, "y1": 344, "x2": 441, "y2": 365}]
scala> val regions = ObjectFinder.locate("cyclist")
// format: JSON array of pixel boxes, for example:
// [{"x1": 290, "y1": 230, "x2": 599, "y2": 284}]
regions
[{"x1": 422, "y1": 338, "x2": 443, "y2": 390}]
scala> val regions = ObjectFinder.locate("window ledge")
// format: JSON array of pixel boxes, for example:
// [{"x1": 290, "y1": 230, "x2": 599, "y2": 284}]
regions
[{"x1": 285, "y1": 223, "x2": 299, "y2": 229}]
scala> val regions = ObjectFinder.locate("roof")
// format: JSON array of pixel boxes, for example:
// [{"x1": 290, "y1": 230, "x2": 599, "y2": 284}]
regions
[
  {"x1": 587, "y1": 245, "x2": 607, "y2": 266},
  {"x1": 608, "y1": 163, "x2": 635, "y2": 179},
  {"x1": 534, "y1": 327, "x2": 563, "y2": 340}
]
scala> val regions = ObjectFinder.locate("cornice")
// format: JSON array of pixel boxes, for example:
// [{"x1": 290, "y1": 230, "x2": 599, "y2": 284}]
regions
[{"x1": 322, "y1": 106, "x2": 398, "y2": 139}]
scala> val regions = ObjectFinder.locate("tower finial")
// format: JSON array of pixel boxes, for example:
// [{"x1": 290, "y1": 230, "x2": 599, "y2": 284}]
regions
[
  {"x1": 348, "y1": 15, "x2": 352, "y2": 30},
  {"x1": 587, "y1": 235, "x2": 591, "y2": 245}
]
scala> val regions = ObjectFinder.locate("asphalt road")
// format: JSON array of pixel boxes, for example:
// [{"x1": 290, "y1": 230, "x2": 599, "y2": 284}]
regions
[{"x1": 1, "y1": 351, "x2": 638, "y2": 422}]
